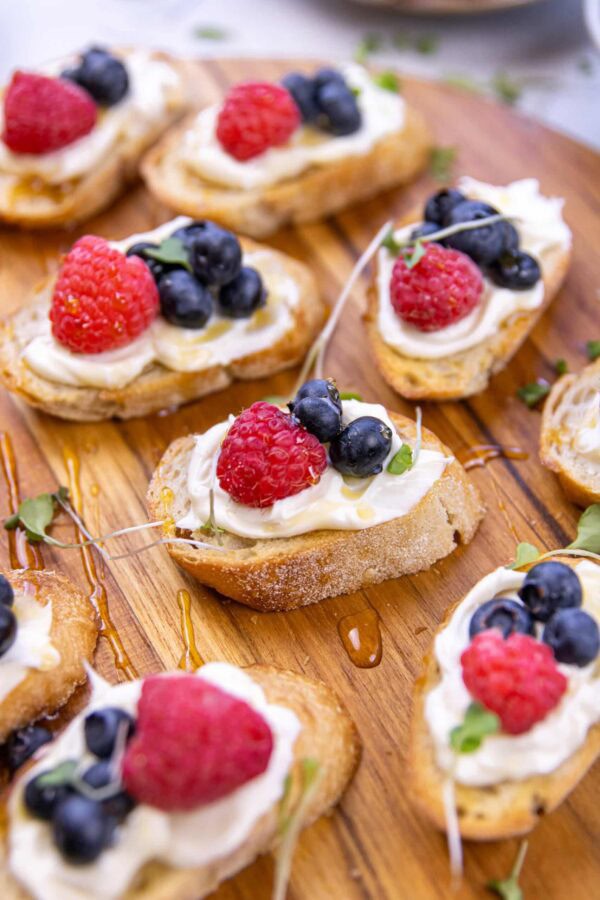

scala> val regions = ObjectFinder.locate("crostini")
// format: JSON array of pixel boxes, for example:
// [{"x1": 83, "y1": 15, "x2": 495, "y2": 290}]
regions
[
  {"x1": 147, "y1": 379, "x2": 484, "y2": 610},
  {"x1": 0, "y1": 662, "x2": 359, "y2": 899},
  {"x1": 142, "y1": 64, "x2": 431, "y2": 239},
  {"x1": 540, "y1": 359, "x2": 600, "y2": 506},
  {"x1": 0, "y1": 217, "x2": 324, "y2": 421},
  {"x1": 365, "y1": 177, "x2": 572, "y2": 400},
  {"x1": 0, "y1": 570, "x2": 97, "y2": 744},
  {"x1": 0, "y1": 47, "x2": 190, "y2": 228},
  {"x1": 410, "y1": 557, "x2": 600, "y2": 839}
]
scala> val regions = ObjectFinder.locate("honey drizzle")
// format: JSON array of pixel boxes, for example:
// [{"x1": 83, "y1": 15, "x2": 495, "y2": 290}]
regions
[
  {"x1": 62, "y1": 447, "x2": 137, "y2": 680},
  {"x1": 0, "y1": 432, "x2": 43, "y2": 570},
  {"x1": 337, "y1": 608, "x2": 382, "y2": 669},
  {"x1": 460, "y1": 444, "x2": 528, "y2": 471},
  {"x1": 177, "y1": 590, "x2": 204, "y2": 671}
]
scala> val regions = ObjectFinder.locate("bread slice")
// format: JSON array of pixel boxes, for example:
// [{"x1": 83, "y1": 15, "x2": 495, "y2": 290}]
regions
[
  {"x1": 0, "y1": 664, "x2": 360, "y2": 900},
  {"x1": 0, "y1": 569, "x2": 97, "y2": 742},
  {"x1": 147, "y1": 411, "x2": 484, "y2": 611},
  {"x1": 540, "y1": 360, "x2": 600, "y2": 506},
  {"x1": 0, "y1": 51, "x2": 192, "y2": 229},
  {"x1": 0, "y1": 240, "x2": 324, "y2": 421},
  {"x1": 141, "y1": 106, "x2": 432, "y2": 239},
  {"x1": 409, "y1": 556, "x2": 600, "y2": 840},
  {"x1": 364, "y1": 209, "x2": 571, "y2": 401}
]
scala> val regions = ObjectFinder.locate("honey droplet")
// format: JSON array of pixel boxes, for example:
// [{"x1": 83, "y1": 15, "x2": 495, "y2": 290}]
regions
[
  {"x1": 0, "y1": 432, "x2": 43, "y2": 571},
  {"x1": 338, "y1": 608, "x2": 382, "y2": 669},
  {"x1": 177, "y1": 590, "x2": 204, "y2": 671},
  {"x1": 459, "y1": 444, "x2": 528, "y2": 471}
]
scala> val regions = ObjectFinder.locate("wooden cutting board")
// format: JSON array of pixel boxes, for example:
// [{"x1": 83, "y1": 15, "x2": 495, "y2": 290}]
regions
[{"x1": 0, "y1": 58, "x2": 599, "y2": 900}]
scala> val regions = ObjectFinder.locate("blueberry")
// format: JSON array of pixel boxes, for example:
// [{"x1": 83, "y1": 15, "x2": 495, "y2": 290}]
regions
[
  {"x1": 444, "y1": 200, "x2": 508, "y2": 265},
  {"x1": 488, "y1": 250, "x2": 541, "y2": 290},
  {"x1": 329, "y1": 416, "x2": 393, "y2": 477},
  {"x1": 543, "y1": 608, "x2": 599, "y2": 667},
  {"x1": 217, "y1": 267, "x2": 266, "y2": 319},
  {"x1": 158, "y1": 270, "x2": 213, "y2": 329},
  {"x1": 80, "y1": 761, "x2": 136, "y2": 821},
  {"x1": 469, "y1": 598, "x2": 534, "y2": 640},
  {"x1": 63, "y1": 47, "x2": 128, "y2": 107},
  {"x1": 24, "y1": 771, "x2": 73, "y2": 820},
  {"x1": 0, "y1": 574, "x2": 14, "y2": 607},
  {"x1": 188, "y1": 226, "x2": 242, "y2": 286},
  {"x1": 84, "y1": 707, "x2": 135, "y2": 759},
  {"x1": 281, "y1": 73, "x2": 319, "y2": 122},
  {"x1": 518, "y1": 561, "x2": 582, "y2": 623},
  {"x1": 500, "y1": 222, "x2": 520, "y2": 254},
  {"x1": 313, "y1": 68, "x2": 346, "y2": 91},
  {"x1": 0, "y1": 605, "x2": 17, "y2": 657},
  {"x1": 423, "y1": 189, "x2": 466, "y2": 226},
  {"x1": 170, "y1": 220, "x2": 219, "y2": 250},
  {"x1": 126, "y1": 242, "x2": 171, "y2": 282},
  {"x1": 52, "y1": 795, "x2": 116, "y2": 864},
  {"x1": 292, "y1": 378, "x2": 342, "y2": 413},
  {"x1": 291, "y1": 396, "x2": 342, "y2": 443},
  {"x1": 410, "y1": 221, "x2": 440, "y2": 241},
  {"x1": 317, "y1": 81, "x2": 362, "y2": 136},
  {"x1": 6, "y1": 725, "x2": 52, "y2": 772}
]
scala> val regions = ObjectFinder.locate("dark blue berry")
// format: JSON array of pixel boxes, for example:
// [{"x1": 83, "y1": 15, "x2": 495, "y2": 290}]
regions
[
  {"x1": 313, "y1": 68, "x2": 346, "y2": 91},
  {"x1": 6, "y1": 725, "x2": 52, "y2": 772},
  {"x1": 281, "y1": 73, "x2": 319, "y2": 123},
  {"x1": 500, "y1": 222, "x2": 519, "y2": 254},
  {"x1": 424, "y1": 189, "x2": 465, "y2": 226},
  {"x1": 80, "y1": 761, "x2": 136, "y2": 821},
  {"x1": 126, "y1": 242, "x2": 172, "y2": 282},
  {"x1": 469, "y1": 598, "x2": 534, "y2": 640},
  {"x1": 158, "y1": 270, "x2": 213, "y2": 329},
  {"x1": 217, "y1": 267, "x2": 266, "y2": 318},
  {"x1": 293, "y1": 378, "x2": 342, "y2": 412},
  {"x1": 188, "y1": 226, "x2": 242, "y2": 286},
  {"x1": 170, "y1": 220, "x2": 219, "y2": 250},
  {"x1": 84, "y1": 707, "x2": 135, "y2": 759},
  {"x1": 0, "y1": 574, "x2": 14, "y2": 607},
  {"x1": 488, "y1": 250, "x2": 541, "y2": 290},
  {"x1": 316, "y1": 82, "x2": 361, "y2": 136},
  {"x1": 410, "y1": 221, "x2": 440, "y2": 241},
  {"x1": 518, "y1": 562, "x2": 582, "y2": 623},
  {"x1": 444, "y1": 200, "x2": 508, "y2": 265},
  {"x1": 52, "y1": 795, "x2": 115, "y2": 864},
  {"x1": 24, "y1": 772, "x2": 73, "y2": 821},
  {"x1": 543, "y1": 608, "x2": 600, "y2": 667},
  {"x1": 63, "y1": 47, "x2": 128, "y2": 107},
  {"x1": 291, "y1": 396, "x2": 342, "y2": 443},
  {"x1": 329, "y1": 416, "x2": 392, "y2": 477},
  {"x1": 0, "y1": 605, "x2": 17, "y2": 657}
]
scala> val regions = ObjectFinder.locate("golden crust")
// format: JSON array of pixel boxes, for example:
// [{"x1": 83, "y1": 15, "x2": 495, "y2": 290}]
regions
[
  {"x1": 409, "y1": 556, "x2": 600, "y2": 840},
  {"x1": 141, "y1": 106, "x2": 432, "y2": 239},
  {"x1": 147, "y1": 411, "x2": 484, "y2": 611},
  {"x1": 0, "y1": 665, "x2": 360, "y2": 900},
  {"x1": 0, "y1": 569, "x2": 97, "y2": 742}
]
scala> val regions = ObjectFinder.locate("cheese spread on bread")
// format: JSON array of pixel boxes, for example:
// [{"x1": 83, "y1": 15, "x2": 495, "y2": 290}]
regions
[{"x1": 0, "y1": 589, "x2": 60, "y2": 703}]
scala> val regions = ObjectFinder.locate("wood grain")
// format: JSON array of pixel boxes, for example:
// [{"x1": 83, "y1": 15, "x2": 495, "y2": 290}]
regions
[{"x1": 0, "y1": 59, "x2": 599, "y2": 900}]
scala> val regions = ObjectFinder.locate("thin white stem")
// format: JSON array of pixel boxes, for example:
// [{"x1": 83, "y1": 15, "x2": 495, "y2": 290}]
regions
[
  {"x1": 387, "y1": 213, "x2": 517, "y2": 254},
  {"x1": 107, "y1": 536, "x2": 226, "y2": 561},
  {"x1": 412, "y1": 406, "x2": 423, "y2": 468},
  {"x1": 512, "y1": 840, "x2": 529, "y2": 880},
  {"x1": 443, "y1": 776, "x2": 463, "y2": 882}
]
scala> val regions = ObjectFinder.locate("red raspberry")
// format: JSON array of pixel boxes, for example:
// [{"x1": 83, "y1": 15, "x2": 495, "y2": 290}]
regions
[
  {"x1": 122, "y1": 675, "x2": 273, "y2": 811},
  {"x1": 50, "y1": 235, "x2": 159, "y2": 354},
  {"x1": 2, "y1": 71, "x2": 97, "y2": 155},
  {"x1": 216, "y1": 82, "x2": 300, "y2": 161},
  {"x1": 217, "y1": 401, "x2": 327, "y2": 508},
  {"x1": 390, "y1": 243, "x2": 483, "y2": 332},
  {"x1": 461, "y1": 631, "x2": 567, "y2": 735}
]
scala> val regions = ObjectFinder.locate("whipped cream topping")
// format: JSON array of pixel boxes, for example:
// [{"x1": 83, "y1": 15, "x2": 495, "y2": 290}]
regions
[
  {"x1": 180, "y1": 65, "x2": 405, "y2": 191},
  {"x1": 177, "y1": 399, "x2": 451, "y2": 540},
  {"x1": 376, "y1": 178, "x2": 571, "y2": 360},
  {"x1": 0, "y1": 588, "x2": 60, "y2": 704},
  {"x1": 21, "y1": 218, "x2": 299, "y2": 390},
  {"x1": 574, "y1": 393, "x2": 600, "y2": 462},
  {"x1": 424, "y1": 560, "x2": 600, "y2": 787},
  {"x1": 0, "y1": 51, "x2": 181, "y2": 184},
  {"x1": 9, "y1": 663, "x2": 301, "y2": 900}
]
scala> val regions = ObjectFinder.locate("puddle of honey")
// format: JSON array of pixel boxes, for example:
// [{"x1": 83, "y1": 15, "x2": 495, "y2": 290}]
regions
[
  {"x1": 196, "y1": 320, "x2": 233, "y2": 342},
  {"x1": 176, "y1": 590, "x2": 203, "y2": 671},
  {"x1": 62, "y1": 447, "x2": 137, "y2": 681},
  {"x1": 8, "y1": 176, "x2": 75, "y2": 208},
  {"x1": 459, "y1": 444, "x2": 528, "y2": 471},
  {"x1": 337, "y1": 608, "x2": 382, "y2": 668},
  {"x1": 0, "y1": 432, "x2": 43, "y2": 571}
]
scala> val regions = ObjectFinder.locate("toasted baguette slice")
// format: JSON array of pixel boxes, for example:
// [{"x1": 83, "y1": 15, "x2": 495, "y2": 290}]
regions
[
  {"x1": 0, "y1": 240, "x2": 324, "y2": 421},
  {"x1": 0, "y1": 569, "x2": 97, "y2": 742},
  {"x1": 0, "y1": 50, "x2": 191, "y2": 229},
  {"x1": 540, "y1": 360, "x2": 600, "y2": 506},
  {"x1": 141, "y1": 105, "x2": 431, "y2": 239},
  {"x1": 147, "y1": 411, "x2": 484, "y2": 611},
  {"x1": 409, "y1": 556, "x2": 600, "y2": 840},
  {"x1": 0, "y1": 664, "x2": 360, "y2": 900},
  {"x1": 364, "y1": 210, "x2": 571, "y2": 402}
]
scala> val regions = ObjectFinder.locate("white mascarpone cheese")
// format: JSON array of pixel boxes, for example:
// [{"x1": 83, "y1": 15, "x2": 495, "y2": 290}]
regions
[
  {"x1": 177, "y1": 399, "x2": 451, "y2": 539},
  {"x1": 0, "y1": 51, "x2": 180, "y2": 184},
  {"x1": 179, "y1": 65, "x2": 405, "y2": 191},
  {"x1": 8, "y1": 663, "x2": 301, "y2": 900},
  {"x1": 0, "y1": 588, "x2": 60, "y2": 703},
  {"x1": 376, "y1": 178, "x2": 571, "y2": 360},
  {"x1": 424, "y1": 560, "x2": 600, "y2": 787},
  {"x1": 21, "y1": 218, "x2": 299, "y2": 390},
  {"x1": 573, "y1": 393, "x2": 600, "y2": 462}
]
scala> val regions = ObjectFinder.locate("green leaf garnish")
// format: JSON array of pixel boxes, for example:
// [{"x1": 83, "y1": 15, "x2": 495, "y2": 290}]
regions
[
  {"x1": 144, "y1": 237, "x2": 192, "y2": 273},
  {"x1": 429, "y1": 146, "x2": 457, "y2": 183},
  {"x1": 416, "y1": 34, "x2": 438, "y2": 55},
  {"x1": 387, "y1": 443, "x2": 413, "y2": 475},
  {"x1": 339, "y1": 391, "x2": 363, "y2": 402},
  {"x1": 555, "y1": 358, "x2": 568, "y2": 375},
  {"x1": 491, "y1": 72, "x2": 522, "y2": 106},
  {"x1": 381, "y1": 229, "x2": 402, "y2": 255},
  {"x1": 4, "y1": 488, "x2": 68, "y2": 542},
  {"x1": 488, "y1": 841, "x2": 528, "y2": 900},
  {"x1": 262, "y1": 395, "x2": 287, "y2": 405},
  {"x1": 355, "y1": 34, "x2": 381, "y2": 64},
  {"x1": 568, "y1": 503, "x2": 600, "y2": 553},
  {"x1": 403, "y1": 241, "x2": 426, "y2": 269},
  {"x1": 193, "y1": 25, "x2": 229, "y2": 40},
  {"x1": 509, "y1": 542, "x2": 541, "y2": 570},
  {"x1": 586, "y1": 340, "x2": 600, "y2": 361},
  {"x1": 374, "y1": 71, "x2": 402, "y2": 93},
  {"x1": 516, "y1": 380, "x2": 550, "y2": 408},
  {"x1": 450, "y1": 702, "x2": 500, "y2": 753},
  {"x1": 35, "y1": 760, "x2": 77, "y2": 789},
  {"x1": 350, "y1": 86, "x2": 361, "y2": 98}
]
